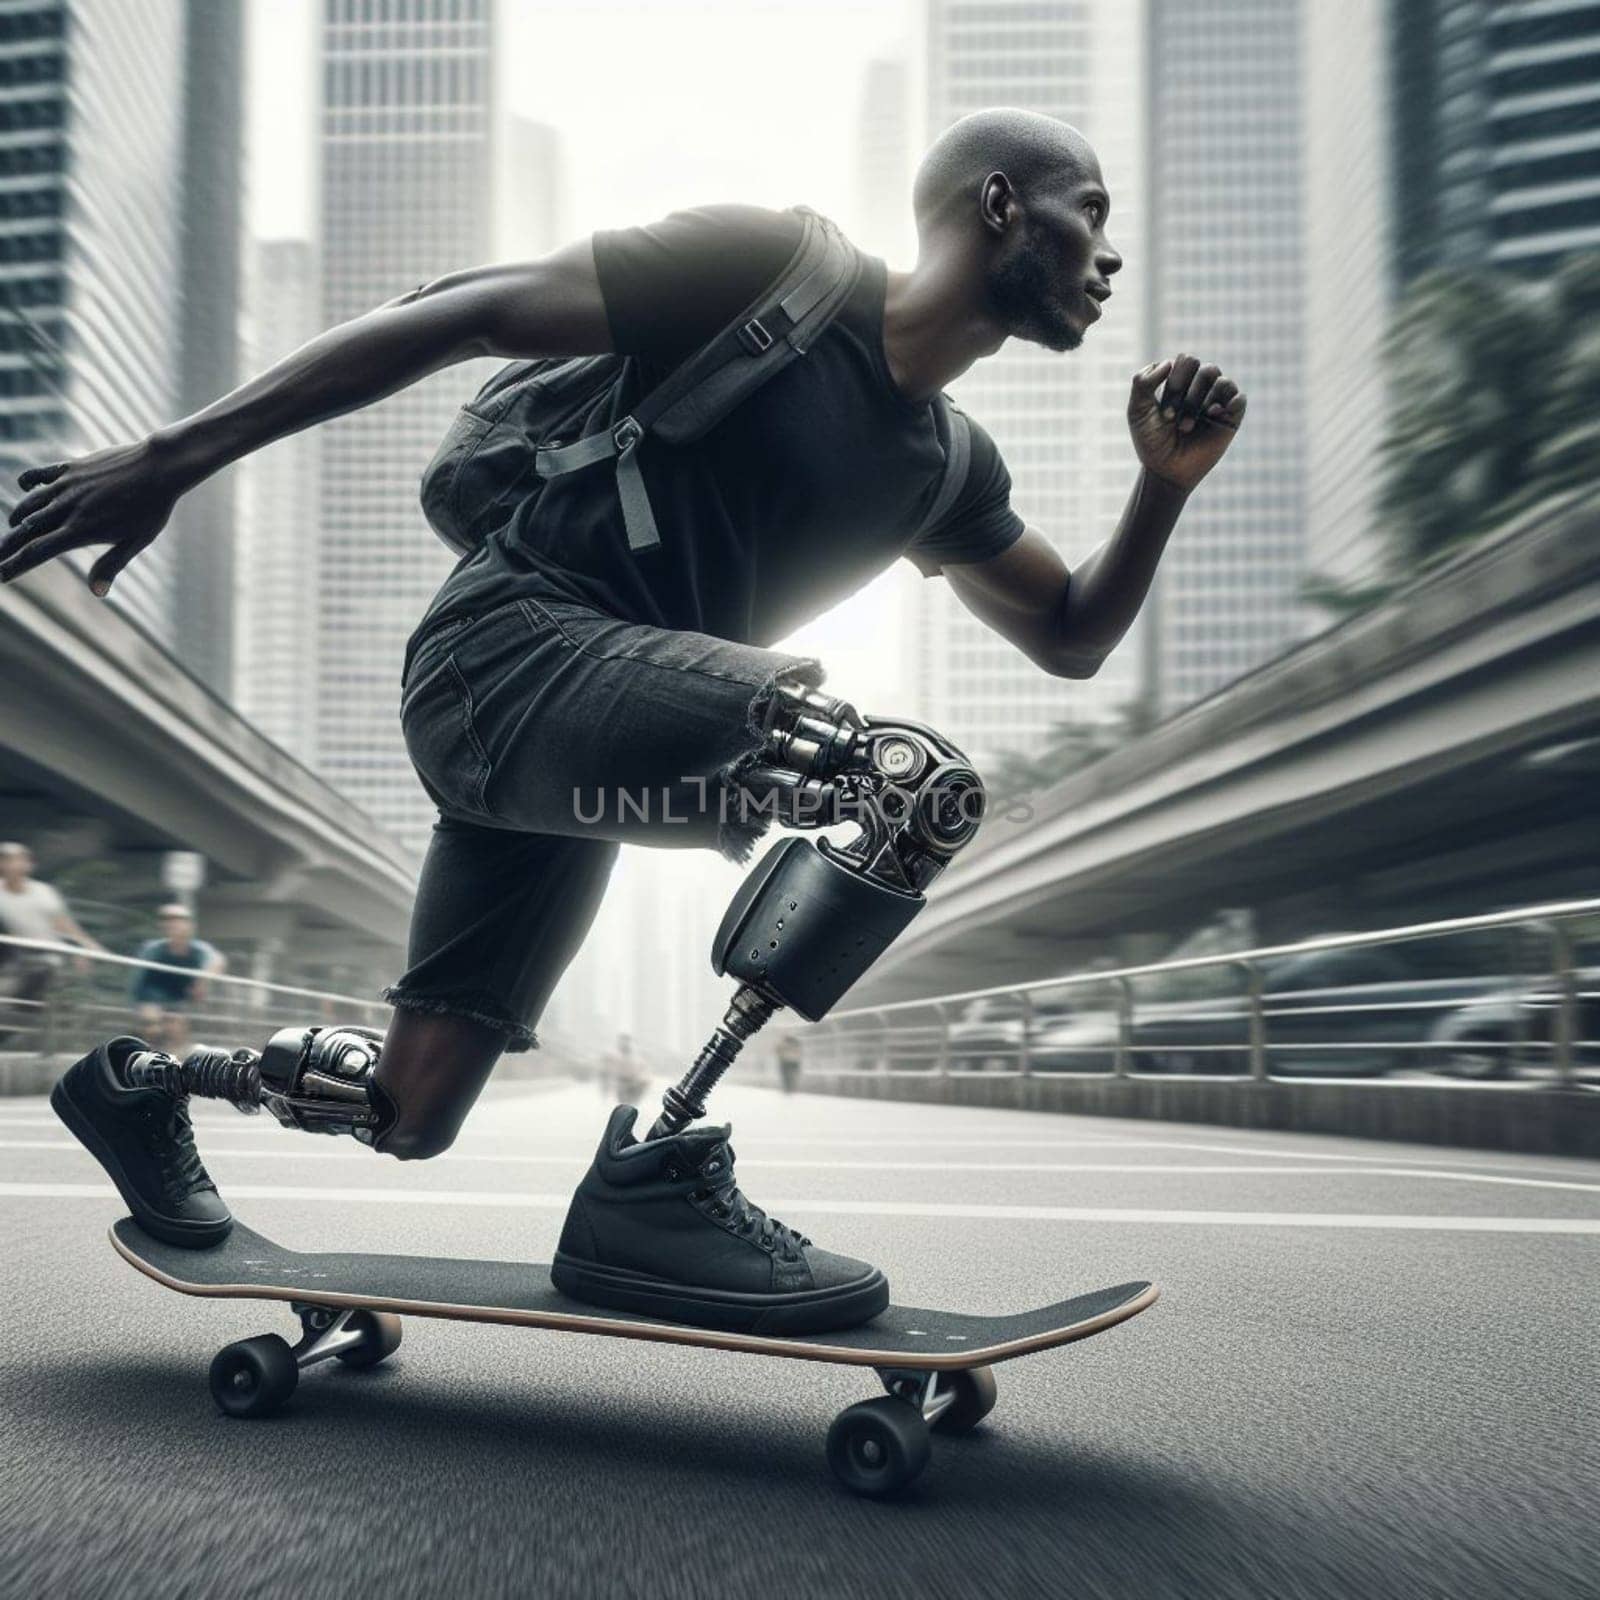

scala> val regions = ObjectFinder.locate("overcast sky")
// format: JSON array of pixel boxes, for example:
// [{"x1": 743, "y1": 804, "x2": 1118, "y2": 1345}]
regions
[{"x1": 248, "y1": 0, "x2": 913, "y2": 240}]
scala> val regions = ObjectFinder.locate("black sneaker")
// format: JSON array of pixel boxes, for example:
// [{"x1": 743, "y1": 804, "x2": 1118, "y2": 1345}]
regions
[
  {"x1": 551, "y1": 1106, "x2": 888, "y2": 1335},
  {"x1": 51, "y1": 1037, "x2": 232, "y2": 1248}
]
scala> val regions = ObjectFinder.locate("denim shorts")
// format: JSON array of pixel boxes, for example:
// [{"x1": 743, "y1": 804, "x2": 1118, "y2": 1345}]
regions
[{"x1": 382, "y1": 593, "x2": 822, "y2": 1050}]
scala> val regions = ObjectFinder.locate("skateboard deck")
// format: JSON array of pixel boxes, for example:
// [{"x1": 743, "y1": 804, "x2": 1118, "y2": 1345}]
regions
[
  {"x1": 112, "y1": 1219, "x2": 1157, "y2": 1368},
  {"x1": 111, "y1": 1218, "x2": 1158, "y2": 1496}
]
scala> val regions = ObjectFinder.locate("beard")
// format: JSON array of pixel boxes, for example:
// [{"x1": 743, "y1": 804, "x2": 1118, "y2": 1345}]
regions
[{"x1": 986, "y1": 227, "x2": 1085, "y2": 352}]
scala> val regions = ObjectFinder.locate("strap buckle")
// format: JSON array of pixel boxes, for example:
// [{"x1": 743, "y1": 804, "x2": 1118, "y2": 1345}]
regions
[
  {"x1": 737, "y1": 317, "x2": 774, "y2": 356},
  {"x1": 611, "y1": 415, "x2": 644, "y2": 453}
]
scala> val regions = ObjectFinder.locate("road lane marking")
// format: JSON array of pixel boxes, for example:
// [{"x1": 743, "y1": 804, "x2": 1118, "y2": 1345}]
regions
[
  {"x1": 3, "y1": 1121, "x2": 1594, "y2": 1181},
  {"x1": 4, "y1": 1180, "x2": 1600, "y2": 1232},
  {"x1": 8, "y1": 1118, "x2": 1582, "y2": 1172},
  {"x1": 0, "y1": 1118, "x2": 1495, "y2": 1157},
  {"x1": 9, "y1": 1140, "x2": 1600, "y2": 1194},
  {"x1": 0, "y1": 1120, "x2": 1527, "y2": 1156}
]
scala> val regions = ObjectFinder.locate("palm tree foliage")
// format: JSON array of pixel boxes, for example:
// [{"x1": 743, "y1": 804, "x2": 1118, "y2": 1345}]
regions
[
  {"x1": 986, "y1": 691, "x2": 1159, "y2": 805},
  {"x1": 1306, "y1": 252, "x2": 1600, "y2": 614}
]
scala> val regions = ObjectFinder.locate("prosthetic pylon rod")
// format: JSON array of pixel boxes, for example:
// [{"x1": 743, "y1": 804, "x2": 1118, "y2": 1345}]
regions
[
  {"x1": 647, "y1": 984, "x2": 778, "y2": 1139},
  {"x1": 124, "y1": 1045, "x2": 263, "y2": 1108}
]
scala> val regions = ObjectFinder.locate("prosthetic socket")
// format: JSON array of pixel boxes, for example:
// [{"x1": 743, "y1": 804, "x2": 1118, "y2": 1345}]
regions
[
  {"x1": 649, "y1": 678, "x2": 985, "y2": 1137},
  {"x1": 125, "y1": 1025, "x2": 392, "y2": 1144}
]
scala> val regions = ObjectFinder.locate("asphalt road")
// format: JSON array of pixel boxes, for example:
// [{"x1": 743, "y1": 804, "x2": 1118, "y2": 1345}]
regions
[{"x1": 3, "y1": 1077, "x2": 1597, "y2": 1600}]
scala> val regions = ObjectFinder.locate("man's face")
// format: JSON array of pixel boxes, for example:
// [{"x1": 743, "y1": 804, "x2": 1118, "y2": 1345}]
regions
[
  {"x1": 986, "y1": 162, "x2": 1120, "y2": 353},
  {"x1": 160, "y1": 913, "x2": 192, "y2": 943},
  {"x1": 0, "y1": 848, "x2": 30, "y2": 883}
]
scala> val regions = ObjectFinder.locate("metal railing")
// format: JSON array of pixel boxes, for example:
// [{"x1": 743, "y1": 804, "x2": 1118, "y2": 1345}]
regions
[
  {"x1": 785, "y1": 898, "x2": 1600, "y2": 1090},
  {"x1": 0, "y1": 934, "x2": 390, "y2": 1060}
]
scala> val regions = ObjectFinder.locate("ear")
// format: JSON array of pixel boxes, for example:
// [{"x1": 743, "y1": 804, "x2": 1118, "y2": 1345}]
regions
[{"x1": 979, "y1": 171, "x2": 1015, "y2": 235}]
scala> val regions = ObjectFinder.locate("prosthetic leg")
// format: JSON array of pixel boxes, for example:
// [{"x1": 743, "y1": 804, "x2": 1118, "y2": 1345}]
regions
[
  {"x1": 647, "y1": 676, "x2": 985, "y2": 1138},
  {"x1": 122, "y1": 1024, "x2": 394, "y2": 1143},
  {"x1": 121, "y1": 679, "x2": 983, "y2": 1147}
]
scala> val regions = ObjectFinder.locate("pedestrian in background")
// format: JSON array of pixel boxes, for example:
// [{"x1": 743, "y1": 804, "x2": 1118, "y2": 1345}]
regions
[
  {"x1": 0, "y1": 842, "x2": 103, "y2": 1047},
  {"x1": 130, "y1": 904, "x2": 225, "y2": 1054},
  {"x1": 602, "y1": 1031, "x2": 649, "y2": 1107},
  {"x1": 776, "y1": 1032, "x2": 801, "y2": 1096}
]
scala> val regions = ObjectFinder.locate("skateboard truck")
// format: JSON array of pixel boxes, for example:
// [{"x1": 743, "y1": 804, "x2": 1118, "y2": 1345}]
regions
[
  {"x1": 207, "y1": 1300, "x2": 404, "y2": 1421},
  {"x1": 647, "y1": 680, "x2": 986, "y2": 1140}
]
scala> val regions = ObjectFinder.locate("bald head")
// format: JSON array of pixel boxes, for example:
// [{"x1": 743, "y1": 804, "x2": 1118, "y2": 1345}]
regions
[{"x1": 913, "y1": 108, "x2": 1098, "y2": 240}]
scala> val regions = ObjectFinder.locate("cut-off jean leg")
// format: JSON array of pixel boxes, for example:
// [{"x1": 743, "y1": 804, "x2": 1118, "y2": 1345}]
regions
[{"x1": 383, "y1": 821, "x2": 619, "y2": 1052}]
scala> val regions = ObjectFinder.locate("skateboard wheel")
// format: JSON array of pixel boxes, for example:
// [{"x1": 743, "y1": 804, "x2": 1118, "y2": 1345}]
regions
[
  {"x1": 336, "y1": 1311, "x2": 403, "y2": 1370},
  {"x1": 932, "y1": 1366, "x2": 998, "y2": 1435},
  {"x1": 209, "y1": 1335, "x2": 298, "y2": 1419},
  {"x1": 826, "y1": 1396, "x2": 931, "y2": 1498}
]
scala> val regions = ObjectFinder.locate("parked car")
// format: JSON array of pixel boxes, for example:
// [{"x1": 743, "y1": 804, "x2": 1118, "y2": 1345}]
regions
[
  {"x1": 824, "y1": 932, "x2": 1559, "y2": 1080},
  {"x1": 1021, "y1": 945, "x2": 1514, "y2": 1078},
  {"x1": 1028, "y1": 1006, "x2": 1120, "y2": 1073},
  {"x1": 944, "y1": 992, "x2": 1082, "y2": 1071},
  {"x1": 1123, "y1": 945, "x2": 1520, "y2": 1076},
  {"x1": 1426, "y1": 945, "x2": 1600, "y2": 1079}
]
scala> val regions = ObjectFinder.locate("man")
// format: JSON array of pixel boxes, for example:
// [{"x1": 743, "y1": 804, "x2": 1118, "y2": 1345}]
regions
[
  {"x1": 602, "y1": 1032, "x2": 650, "y2": 1108},
  {"x1": 6, "y1": 111, "x2": 1244, "y2": 1330},
  {"x1": 0, "y1": 842, "x2": 103, "y2": 1047},
  {"x1": 776, "y1": 1032, "x2": 802, "y2": 1096},
  {"x1": 129, "y1": 904, "x2": 226, "y2": 1055}
]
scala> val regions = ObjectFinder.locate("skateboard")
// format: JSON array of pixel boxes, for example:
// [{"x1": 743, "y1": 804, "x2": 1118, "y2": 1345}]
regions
[{"x1": 111, "y1": 1218, "x2": 1159, "y2": 1497}]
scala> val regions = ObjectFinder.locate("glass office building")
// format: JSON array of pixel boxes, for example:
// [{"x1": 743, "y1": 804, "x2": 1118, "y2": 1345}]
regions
[
  {"x1": 1394, "y1": 0, "x2": 1600, "y2": 280},
  {"x1": 1145, "y1": 0, "x2": 1309, "y2": 713},
  {"x1": 912, "y1": 0, "x2": 1150, "y2": 768},
  {"x1": 317, "y1": 0, "x2": 497, "y2": 853},
  {"x1": 0, "y1": 0, "x2": 187, "y2": 640}
]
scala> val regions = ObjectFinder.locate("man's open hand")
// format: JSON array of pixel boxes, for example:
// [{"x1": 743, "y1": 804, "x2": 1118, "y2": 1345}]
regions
[
  {"x1": 0, "y1": 440, "x2": 185, "y2": 596},
  {"x1": 1127, "y1": 355, "x2": 1247, "y2": 493}
]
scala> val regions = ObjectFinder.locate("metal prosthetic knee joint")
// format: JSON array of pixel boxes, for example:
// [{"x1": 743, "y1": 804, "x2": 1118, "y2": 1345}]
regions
[
  {"x1": 125, "y1": 1024, "x2": 395, "y2": 1145},
  {"x1": 649, "y1": 678, "x2": 985, "y2": 1137},
  {"x1": 720, "y1": 677, "x2": 985, "y2": 1014}
]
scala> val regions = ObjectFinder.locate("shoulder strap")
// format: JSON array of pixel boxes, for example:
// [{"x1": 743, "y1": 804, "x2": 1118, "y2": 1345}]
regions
[
  {"x1": 914, "y1": 395, "x2": 972, "y2": 541},
  {"x1": 534, "y1": 207, "x2": 862, "y2": 553},
  {"x1": 639, "y1": 207, "x2": 861, "y2": 440}
]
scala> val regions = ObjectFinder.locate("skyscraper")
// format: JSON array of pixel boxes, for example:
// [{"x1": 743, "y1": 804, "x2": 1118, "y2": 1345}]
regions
[
  {"x1": 912, "y1": 0, "x2": 1149, "y2": 768},
  {"x1": 1392, "y1": 0, "x2": 1600, "y2": 282},
  {"x1": 0, "y1": 0, "x2": 187, "y2": 639},
  {"x1": 1145, "y1": 0, "x2": 1308, "y2": 713},
  {"x1": 854, "y1": 55, "x2": 915, "y2": 266},
  {"x1": 170, "y1": 0, "x2": 246, "y2": 697},
  {"x1": 1302, "y1": 0, "x2": 1392, "y2": 592},
  {"x1": 317, "y1": 0, "x2": 497, "y2": 852},
  {"x1": 236, "y1": 237, "x2": 320, "y2": 764},
  {"x1": 498, "y1": 116, "x2": 565, "y2": 261}
]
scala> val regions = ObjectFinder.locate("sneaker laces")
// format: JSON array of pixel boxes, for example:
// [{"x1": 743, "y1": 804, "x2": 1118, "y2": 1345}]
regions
[
  {"x1": 141, "y1": 1095, "x2": 215, "y2": 1203},
  {"x1": 694, "y1": 1143, "x2": 811, "y2": 1261}
]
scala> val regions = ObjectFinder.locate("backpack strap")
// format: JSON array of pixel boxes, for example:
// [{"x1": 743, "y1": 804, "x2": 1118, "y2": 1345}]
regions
[
  {"x1": 638, "y1": 207, "x2": 860, "y2": 440},
  {"x1": 534, "y1": 207, "x2": 861, "y2": 553}
]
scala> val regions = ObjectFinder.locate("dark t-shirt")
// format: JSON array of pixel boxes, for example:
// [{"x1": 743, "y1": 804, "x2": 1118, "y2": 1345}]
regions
[{"x1": 415, "y1": 204, "x2": 1024, "y2": 651}]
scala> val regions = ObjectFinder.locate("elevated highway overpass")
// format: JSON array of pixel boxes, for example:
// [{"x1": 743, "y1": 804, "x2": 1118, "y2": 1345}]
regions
[
  {"x1": 0, "y1": 563, "x2": 415, "y2": 994},
  {"x1": 860, "y1": 499, "x2": 1600, "y2": 1004}
]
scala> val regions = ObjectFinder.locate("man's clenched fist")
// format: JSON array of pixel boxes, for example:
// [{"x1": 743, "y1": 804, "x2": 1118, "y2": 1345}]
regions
[{"x1": 1127, "y1": 354, "x2": 1247, "y2": 493}]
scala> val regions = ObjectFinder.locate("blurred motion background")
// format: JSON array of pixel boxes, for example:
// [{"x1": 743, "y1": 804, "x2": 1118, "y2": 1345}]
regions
[{"x1": 0, "y1": 0, "x2": 1595, "y2": 1099}]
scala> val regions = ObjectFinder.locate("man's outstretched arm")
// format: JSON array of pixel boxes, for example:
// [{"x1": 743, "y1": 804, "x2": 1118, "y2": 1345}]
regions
[
  {"x1": 940, "y1": 354, "x2": 1247, "y2": 679},
  {"x1": 0, "y1": 238, "x2": 613, "y2": 595}
]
